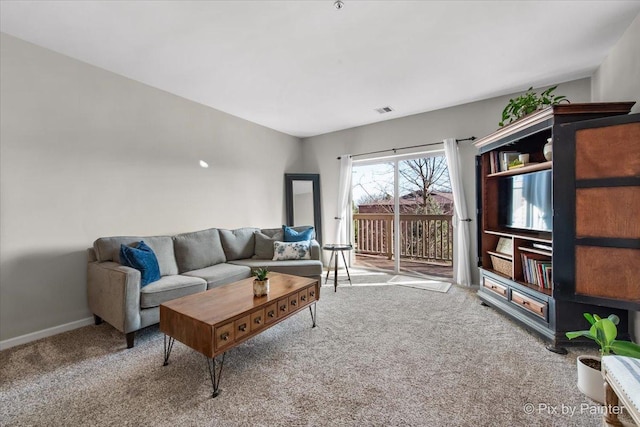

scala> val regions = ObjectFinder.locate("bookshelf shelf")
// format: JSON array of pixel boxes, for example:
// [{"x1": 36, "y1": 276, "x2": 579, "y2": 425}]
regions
[{"x1": 487, "y1": 161, "x2": 552, "y2": 178}]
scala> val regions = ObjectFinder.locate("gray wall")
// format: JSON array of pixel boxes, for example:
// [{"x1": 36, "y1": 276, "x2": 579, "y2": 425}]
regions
[
  {"x1": 0, "y1": 34, "x2": 302, "y2": 342},
  {"x1": 592, "y1": 13, "x2": 640, "y2": 114},
  {"x1": 590, "y1": 13, "x2": 640, "y2": 340},
  {"x1": 301, "y1": 79, "x2": 592, "y2": 285}
]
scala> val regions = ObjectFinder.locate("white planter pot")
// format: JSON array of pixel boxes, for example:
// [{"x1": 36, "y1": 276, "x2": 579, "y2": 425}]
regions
[
  {"x1": 576, "y1": 355, "x2": 604, "y2": 404},
  {"x1": 253, "y1": 279, "x2": 269, "y2": 297}
]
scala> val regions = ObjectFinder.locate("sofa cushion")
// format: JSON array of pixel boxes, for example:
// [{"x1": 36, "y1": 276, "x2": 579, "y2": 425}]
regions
[
  {"x1": 229, "y1": 259, "x2": 323, "y2": 277},
  {"x1": 119, "y1": 241, "x2": 161, "y2": 286},
  {"x1": 183, "y1": 263, "x2": 252, "y2": 289},
  {"x1": 219, "y1": 228, "x2": 259, "y2": 261},
  {"x1": 283, "y1": 225, "x2": 315, "y2": 242},
  {"x1": 273, "y1": 241, "x2": 312, "y2": 260},
  {"x1": 94, "y1": 235, "x2": 178, "y2": 276},
  {"x1": 173, "y1": 228, "x2": 226, "y2": 273},
  {"x1": 139, "y1": 275, "x2": 207, "y2": 309}
]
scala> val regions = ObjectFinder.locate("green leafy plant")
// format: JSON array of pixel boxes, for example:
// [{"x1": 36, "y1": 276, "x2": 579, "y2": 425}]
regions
[
  {"x1": 566, "y1": 313, "x2": 640, "y2": 358},
  {"x1": 253, "y1": 267, "x2": 269, "y2": 281},
  {"x1": 499, "y1": 86, "x2": 568, "y2": 127}
]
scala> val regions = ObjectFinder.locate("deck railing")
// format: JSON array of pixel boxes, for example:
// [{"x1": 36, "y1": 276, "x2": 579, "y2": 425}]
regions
[{"x1": 353, "y1": 213, "x2": 453, "y2": 263}]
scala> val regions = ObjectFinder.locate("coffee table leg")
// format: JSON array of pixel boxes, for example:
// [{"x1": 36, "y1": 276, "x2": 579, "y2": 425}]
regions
[
  {"x1": 309, "y1": 302, "x2": 317, "y2": 328},
  {"x1": 206, "y1": 352, "x2": 226, "y2": 398},
  {"x1": 163, "y1": 335, "x2": 175, "y2": 366}
]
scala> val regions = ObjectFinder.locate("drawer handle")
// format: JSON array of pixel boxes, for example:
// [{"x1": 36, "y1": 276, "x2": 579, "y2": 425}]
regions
[
  {"x1": 309, "y1": 291, "x2": 315, "y2": 297},
  {"x1": 238, "y1": 324, "x2": 247, "y2": 332},
  {"x1": 268, "y1": 310, "x2": 275, "y2": 318},
  {"x1": 521, "y1": 301, "x2": 529, "y2": 305},
  {"x1": 221, "y1": 332, "x2": 229, "y2": 341},
  {"x1": 254, "y1": 317, "x2": 262, "y2": 324},
  {"x1": 301, "y1": 295, "x2": 306, "y2": 301},
  {"x1": 291, "y1": 300, "x2": 297, "y2": 306},
  {"x1": 280, "y1": 305, "x2": 287, "y2": 311}
]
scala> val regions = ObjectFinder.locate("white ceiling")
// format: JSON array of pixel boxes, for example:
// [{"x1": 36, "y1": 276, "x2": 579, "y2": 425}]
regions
[{"x1": 1, "y1": 1, "x2": 639, "y2": 138}]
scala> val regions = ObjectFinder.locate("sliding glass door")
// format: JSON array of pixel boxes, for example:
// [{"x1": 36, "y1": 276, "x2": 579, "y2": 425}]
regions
[{"x1": 351, "y1": 152, "x2": 453, "y2": 278}]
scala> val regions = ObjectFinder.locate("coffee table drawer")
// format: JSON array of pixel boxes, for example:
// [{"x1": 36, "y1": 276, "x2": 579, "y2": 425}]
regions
[
  {"x1": 289, "y1": 293, "x2": 300, "y2": 311},
  {"x1": 215, "y1": 322, "x2": 235, "y2": 351},
  {"x1": 277, "y1": 297, "x2": 289, "y2": 317},
  {"x1": 235, "y1": 315, "x2": 251, "y2": 340},
  {"x1": 251, "y1": 308, "x2": 265, "y2": 332},
  {"x1": 308, "y1": 285, "x2": 318, "y2": 302},
  {"x1": 298, "y1": 288, "x2": 309, "y2": 306},
  {"x1": 265, "y1": 302, "x2": 277, "y2": 324}
]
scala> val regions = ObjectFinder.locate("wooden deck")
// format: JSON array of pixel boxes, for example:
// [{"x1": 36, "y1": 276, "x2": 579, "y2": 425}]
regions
[{"x1": 354, "y1": 253, "x2": 453, "y2": 279}]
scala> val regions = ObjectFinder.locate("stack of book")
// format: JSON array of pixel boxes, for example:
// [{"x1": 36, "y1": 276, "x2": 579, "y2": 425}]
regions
[
  {"x1": 489, "y1": 151, "x2": 520, "y2": 173},
  {"x1": 521, "y1": 253, "x2": 552, "y2": 289}
]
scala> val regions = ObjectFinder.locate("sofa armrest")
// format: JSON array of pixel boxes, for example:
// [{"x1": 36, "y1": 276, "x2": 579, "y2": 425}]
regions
[
  {"x1": 87, "y1": 261, "x2": 142, "y2": 334},
  {"x1": 309, "y1": 239, "x2": 321, "y2": 260}
]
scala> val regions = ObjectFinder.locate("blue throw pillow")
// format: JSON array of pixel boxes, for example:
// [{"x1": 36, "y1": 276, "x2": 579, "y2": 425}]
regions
[
  {"x1": 282, "y1": 225, "x2": 314, "y2": 242},
  {"x1": 120, "y1": 241, "x2": 161, "y2": 287}
]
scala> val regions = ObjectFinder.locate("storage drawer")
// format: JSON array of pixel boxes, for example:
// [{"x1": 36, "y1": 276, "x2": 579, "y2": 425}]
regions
[
  {"x1": 483, "y1": 277, "x2": 508, "y2": 299},
  {"x1": 511, "y1": 290, "x2": 547, "y2": 320},
  {"x1": 250, "y1": 308, "x2": 265, "y2": 332},
  {"x1": 307, "y1": 285, "x2": 318, "y2": 302},
  {"x1": 289, "y1": 293, "x2": 300, "y2": 311},
  {"x1": 265, "y1": 302, "x2": 277, "y2": 324},
  {"x1": 277, "y1": 297, "x2": 289, "y2": 317},
  {"x1": 235, "y1": 315, "x2": 250, "y2": 340},
  {"x1": 298, "y1": 288, "x2": 309, "y2": 306},
  {"x1": 215, "y1": 322, "x2": 235, "y2": 351}
]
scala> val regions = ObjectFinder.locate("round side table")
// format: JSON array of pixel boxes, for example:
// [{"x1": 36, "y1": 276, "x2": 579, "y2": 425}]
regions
[{"x1": 322, "y1": 244, "x2": 353, "y2": 292}]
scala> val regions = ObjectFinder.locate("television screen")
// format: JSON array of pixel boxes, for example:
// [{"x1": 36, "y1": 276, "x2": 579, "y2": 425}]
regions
[{"x1": 499, "y1": 170, "x2": 552, "y2": 233}]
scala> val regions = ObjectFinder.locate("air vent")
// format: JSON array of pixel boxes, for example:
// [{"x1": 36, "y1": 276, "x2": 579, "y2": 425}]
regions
[{"x1": 375, "y1": 106, "x2": 394, "y2": 114}]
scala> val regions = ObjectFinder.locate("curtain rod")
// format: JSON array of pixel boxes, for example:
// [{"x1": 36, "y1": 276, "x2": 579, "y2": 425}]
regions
[{"x1": 336, "y1": 137, "x2": 476, "y2": 160}]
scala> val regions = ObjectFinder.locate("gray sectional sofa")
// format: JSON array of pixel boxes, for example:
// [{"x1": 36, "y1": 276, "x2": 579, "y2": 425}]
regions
[{"x1": 87, "y1": 226, "x2": 322, "y2": 348}]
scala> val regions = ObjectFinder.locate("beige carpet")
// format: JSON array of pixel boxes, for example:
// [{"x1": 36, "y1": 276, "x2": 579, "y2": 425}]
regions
[
  {"x1": 387, "y1": 274, "x2": 452, "y2": 293},
  {"x1": 1, "y1": 282, "x2": 607, "y2": 426}
]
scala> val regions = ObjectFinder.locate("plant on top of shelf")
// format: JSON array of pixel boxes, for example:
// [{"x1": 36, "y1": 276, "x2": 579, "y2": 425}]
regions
[
  {"x1": 499, "y1": 86, "x2": 569, "y2": 127},
  {"x1": 566, "y1": 313, "x2": 640, "y2": 358}
]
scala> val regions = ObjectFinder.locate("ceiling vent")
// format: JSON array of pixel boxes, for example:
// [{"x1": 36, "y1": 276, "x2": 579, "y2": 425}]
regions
[{"x1": 375, "y1": 106, "x2": 394, "y2": 114}]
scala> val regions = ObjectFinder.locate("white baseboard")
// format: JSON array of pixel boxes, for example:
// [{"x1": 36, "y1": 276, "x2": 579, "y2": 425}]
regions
[{"x1": 0, "y1": 317, "x2": 94, "y2": 351}]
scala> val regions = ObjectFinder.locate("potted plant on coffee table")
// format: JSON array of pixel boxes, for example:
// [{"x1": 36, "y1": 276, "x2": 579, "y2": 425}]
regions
[
  {"x1": 252, "y1": 267, "x2": 270, "y2": 297},
  {"x1": 566, "y1": 313, "x2": 640, "y2": 403}
]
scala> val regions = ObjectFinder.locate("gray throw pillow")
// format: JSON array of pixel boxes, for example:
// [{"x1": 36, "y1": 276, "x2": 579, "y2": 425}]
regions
[
  {"x1": 219, "y1": 228, "x2": 260, "y2": 260},
  {"x1": 254, "y1": 232, "x2": 277, "y2": 259}
]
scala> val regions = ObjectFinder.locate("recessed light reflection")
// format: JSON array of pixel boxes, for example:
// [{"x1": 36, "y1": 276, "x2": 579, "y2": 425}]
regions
[{"x1": 199, "y1": 160, "x2": 209, "y2": 168}]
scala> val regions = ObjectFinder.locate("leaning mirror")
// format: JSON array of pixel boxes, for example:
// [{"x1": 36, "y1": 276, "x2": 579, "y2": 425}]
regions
[{"x1": 285, "y1": 174, "x2": 322, "y2": 246}]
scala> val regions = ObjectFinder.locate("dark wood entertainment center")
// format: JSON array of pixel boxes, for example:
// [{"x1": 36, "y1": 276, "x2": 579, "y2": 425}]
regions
[{"x1": 475, "y1": 103, "x2": 639, "y2": 352}]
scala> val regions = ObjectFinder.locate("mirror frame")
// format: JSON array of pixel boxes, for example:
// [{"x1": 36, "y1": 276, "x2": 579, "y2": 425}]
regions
[{"x1": 285, "y1": 173, "x2": 322, "y2": 246}]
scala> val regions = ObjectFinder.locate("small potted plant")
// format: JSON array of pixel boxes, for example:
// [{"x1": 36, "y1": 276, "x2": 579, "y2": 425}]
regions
[
  {"x1": 252, "y1": 267, "x2": 270, "y2": 297},
  {"x1": 499, "y1": 85, "x2": 568, "y2": 127},
  {"x1": 565, "y1": 313, "x2": 640, "y2": 403}
]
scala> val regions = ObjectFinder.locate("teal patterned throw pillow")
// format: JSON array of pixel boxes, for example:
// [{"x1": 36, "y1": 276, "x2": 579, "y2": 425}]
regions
[{"x1": 273, "y1": 241, "x2": 311, "y2": 261}]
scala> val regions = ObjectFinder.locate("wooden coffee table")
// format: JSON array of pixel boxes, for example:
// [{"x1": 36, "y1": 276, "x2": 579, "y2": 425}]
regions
[{"x1": 160, "y1": 272, "x2": 319, "y2": 397}]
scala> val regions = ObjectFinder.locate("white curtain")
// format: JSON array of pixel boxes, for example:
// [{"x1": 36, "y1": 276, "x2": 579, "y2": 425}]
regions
[
  {"x1": 443, "y1": 138, "x2": 472, "y2": 286},
  {"x1": 334, "y1": 155, "x2": 353, "y2": 244}
]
